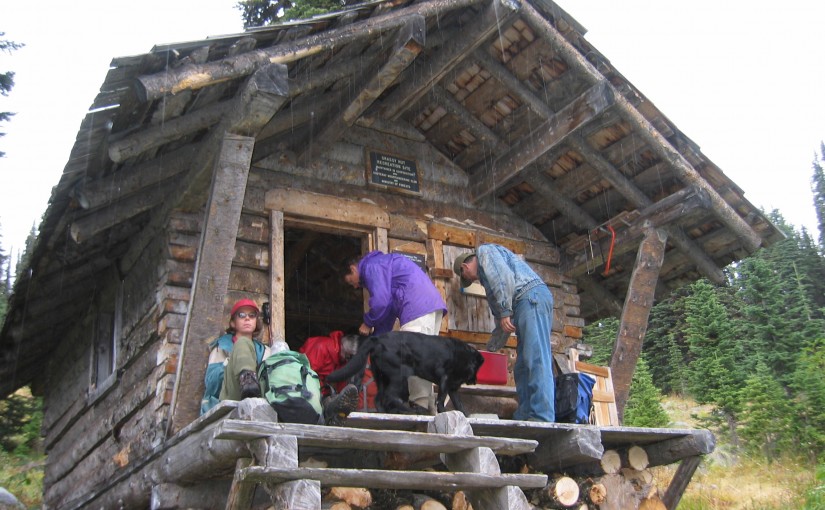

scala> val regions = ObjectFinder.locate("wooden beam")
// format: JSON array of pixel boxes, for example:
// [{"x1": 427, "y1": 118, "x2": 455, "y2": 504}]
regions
[
  {"x1": 662, "y1": 455, "x2": 703, "y2": 510},
  {"x1": 645, "y1": 430, "x2": 715, "y2": 467},
  {"x1": 431, "y1": 85, "x2": 509, "y2": 153},
  {"x1": 150, "y1": 481, "x2": 232, "y2": 510},
  {"x1": 472, "y1": 48, "x2": 555, "y2": 118},
  {"x1": 610, "y1": 226, "x2": 667, "y2": 422},
  {"x1": 108, "y1": 103, "x2": 230, "y2": 163},
  {"x1": 520, "y1": 0, "x2": 762, "y2": 253},
  {"x1": 265, "y1": 188, "x2": 391, "y2": 229},
  {"x1": 269, "y1": 210, "x2": 286, "y2": 344},
  {"x1": 214, "y1": 419, "x2": 538, "y2": 455},
  {"x1": 379, "y1": 0, "x2": 521, "y2": 120},
  {"x1": 575, "y1": 276, "x2": 623, "y2": 317},
  {"x1": 469, "y1": 81, "x2": 614, "y2": 202},
  {"x1": 567, "y1": 140, "x2": 726, "y2": 284},
  {"x1": 178, "y1": 63, "x2": 290, "y2": 209},
  {"x1": 168, "y1": 134, "x2": 255, "y2": 435},
  {"x1": 135, "y1": 0, "x2": 485, "y2": 101},
  {"x1": 69, "y1": 181, "x2": 172, "y2": 243},
  {"x1": 527, "y1": 428, "x2": 604, "y2": 471},
  {"x1": 523, "y1": 173, "x2": 598, "y2": 230},
  {"x1": 78, "y1": 143, "x2": 200, "y2": 209},
  {"x1": 298, "y1": 15, "x2": 426, "y2": 164}
]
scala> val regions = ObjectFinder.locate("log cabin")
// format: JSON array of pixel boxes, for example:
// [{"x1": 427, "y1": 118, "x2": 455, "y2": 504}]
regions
[{"x1": 0, "y1": 0, "x2": 783, "y2": 508}]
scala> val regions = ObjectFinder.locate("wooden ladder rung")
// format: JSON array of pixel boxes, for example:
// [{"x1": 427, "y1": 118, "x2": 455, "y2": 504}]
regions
[
  {"x1": 237, "y1": 466, "x2": 548, "y2": 490},
  {"x1": 214, "y1": 419, "x2": 537, "y2": 455}
]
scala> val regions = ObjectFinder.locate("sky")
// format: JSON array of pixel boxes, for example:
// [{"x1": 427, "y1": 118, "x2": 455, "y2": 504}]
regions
[{"x1": 1, "y1": 0, "x2": 822, "y2": 261}]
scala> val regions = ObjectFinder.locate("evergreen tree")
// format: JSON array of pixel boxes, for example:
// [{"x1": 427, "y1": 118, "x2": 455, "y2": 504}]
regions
[
  {"x1": 684, "y1": 279, "x2": 743, "y2": 442},
  {"x1": 0, "y1": 221, "x2": 8, "y2": 323},
  {"x1": 1, "y1": 32, "x2": 24, "y2": 158},
  {"x1": 732, "y1": 214, "x2": 825, "y2": 385},
  {"x1": 738, "y1": 360, "x2": 794, "y2": 461},
  {"x1": 623, "y1": 358, "x2": 670, "y2": 428},
  {"x1": 643, "y1": 286, "x2": 691, "y2": 394},
  {"x1": 237, "y1": 0, "x2": 358, "y2": 25},
  {"x1": 791, "y1": 338, "x2": 825, "y2": 461},
  {"x1": 581, "y1": 316, "x2": 618, "y2": 366},
  {"x1": 812, "y1": 143, "x2": 825, "y2": 252},
  {"x1": 15, "y1": 223, "x2": 37, "y2": 280}
]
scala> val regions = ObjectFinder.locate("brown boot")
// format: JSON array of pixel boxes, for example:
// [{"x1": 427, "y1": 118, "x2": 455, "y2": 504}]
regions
[
  {"x1": 324, "y1": 384, "x2": 359, "y2": 426},
  {"x1": 239, "y1": 369, "x2": 261, "y2": 399}
]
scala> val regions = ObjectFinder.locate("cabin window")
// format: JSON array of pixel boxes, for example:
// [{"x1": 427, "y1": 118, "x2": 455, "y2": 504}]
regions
[{"x1": 89, "y1": 282, "x2": 123, "y2": 402}]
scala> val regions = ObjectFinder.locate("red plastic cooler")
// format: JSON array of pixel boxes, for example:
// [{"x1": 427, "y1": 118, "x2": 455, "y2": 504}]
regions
[{"x1": 476, "y1": 350, "x2": 509, "y2": 385}]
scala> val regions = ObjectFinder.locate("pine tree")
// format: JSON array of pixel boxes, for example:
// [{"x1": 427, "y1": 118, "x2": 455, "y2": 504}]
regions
[
  {"x1": 1, "y1": 32, "x2": 24, "y2": 158},
  {"x1": 812, "y1": 143, "x2": 825, "y2": 252},
  {"x1": 791, "y1": 338, "x2": 825, "y2": 461},
  {"x1": 643, "y1": 286, "x2": 691, "y2": 394},
  {"x1": 684, "y1": 279, "x2": 743, "y2": 443},
  {"x1": 15, "y1": 223, "x2": 37, "y2": 280},
  {"x1": 623, "y1": 358, "x2": 670, "y2": 428},
  {"x1": 738, "y1": 360, "x2": 794, "y2": 461},
  {"x1": 732, "y1": 214, "x2": 825, "y2": 385},
  {"x1": 0, "y1": 221, "x2": 8, "y2": 323},
  {"x1": 581, "y1": 317, "x2": 618, "y2": 366}
]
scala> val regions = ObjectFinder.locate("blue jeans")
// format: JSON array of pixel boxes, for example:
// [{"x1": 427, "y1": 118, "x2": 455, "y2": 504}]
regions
[{"x1": 512, "y1": 285, "x2": 555, "y2": 422}]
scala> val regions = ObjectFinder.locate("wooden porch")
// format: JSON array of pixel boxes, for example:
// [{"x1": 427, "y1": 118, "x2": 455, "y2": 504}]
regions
[{"x1": 64, "y1": 399, "x2": 713, "y2": 510}]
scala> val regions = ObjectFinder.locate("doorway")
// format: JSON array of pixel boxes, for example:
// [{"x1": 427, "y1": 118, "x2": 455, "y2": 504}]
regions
[{"x1": 282, "y1": 227, "x2": 364, "y2": 350}]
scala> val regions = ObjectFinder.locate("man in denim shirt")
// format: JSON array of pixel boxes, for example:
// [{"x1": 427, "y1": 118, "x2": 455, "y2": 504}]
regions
[{"x1": 454, "y1": 244, "x2": 555, "y2": 421}]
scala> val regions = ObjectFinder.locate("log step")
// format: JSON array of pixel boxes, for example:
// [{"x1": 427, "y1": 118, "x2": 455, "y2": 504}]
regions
[
  {"x1": 214, "y1": 419, "x2": 538, "y2": 455},
  {"x1": 237, "y1": 466, "x2": 548, "y2": 490}
]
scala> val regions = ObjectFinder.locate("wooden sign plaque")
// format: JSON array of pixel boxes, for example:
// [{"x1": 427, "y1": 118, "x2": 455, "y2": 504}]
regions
[{"x1": 366, "y1": 149, "x2": 420, "y2": 194}]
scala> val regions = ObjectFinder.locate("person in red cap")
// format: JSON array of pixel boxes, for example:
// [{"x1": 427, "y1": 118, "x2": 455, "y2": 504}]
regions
[
  {"x1": 200, "y1": 300, "x2": 361, "y2": 425},
  {"x1": 200, "y1": 298, "x2": 270, "y2": 415}
]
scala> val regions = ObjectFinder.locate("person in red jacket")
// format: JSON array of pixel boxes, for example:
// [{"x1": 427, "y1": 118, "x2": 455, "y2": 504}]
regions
[{"x1": 300, "y1": 330, "x2": 361, "y2": 423}]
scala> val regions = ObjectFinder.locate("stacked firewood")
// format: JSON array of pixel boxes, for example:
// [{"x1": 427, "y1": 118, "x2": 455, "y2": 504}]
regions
[
  {"x1": 524, "y1": 445, "x2": 666, "y2": 510},
  {"x1": 316, "y1": 445, "x2": 665, "y2": 509}
]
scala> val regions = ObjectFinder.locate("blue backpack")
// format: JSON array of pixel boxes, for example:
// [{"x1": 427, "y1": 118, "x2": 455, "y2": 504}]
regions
[{"x1": 555, "y1": 373, "x2": 596, "y2": 424}]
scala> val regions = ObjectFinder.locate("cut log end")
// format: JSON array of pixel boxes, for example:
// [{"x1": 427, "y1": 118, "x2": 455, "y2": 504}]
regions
[
  {"x1": 600, "y1": 449, "x2": 621, "y2": 474},
  {"x1": 550, "y1": 476, "x2": 580, "y2": 506},
  {"x1": 628, "y1": 445, "x2": 650, "y2": 470},
  {"x1": 587, "y1": 482, "x2": 607, "y2": 505}
]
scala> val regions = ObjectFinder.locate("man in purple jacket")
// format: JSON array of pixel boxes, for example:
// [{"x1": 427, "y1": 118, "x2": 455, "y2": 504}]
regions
[{"x1": 344, "y1": 250, "x2": 448, "y2": 412}]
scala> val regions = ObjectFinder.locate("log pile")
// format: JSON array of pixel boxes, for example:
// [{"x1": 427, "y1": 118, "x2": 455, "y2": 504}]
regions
[
  {"x1": 522, "y1": 445, "x2": 667, "y2": 510},
  {"x1": 298, "y1": 445, "x2": 669, "y2": 509}
]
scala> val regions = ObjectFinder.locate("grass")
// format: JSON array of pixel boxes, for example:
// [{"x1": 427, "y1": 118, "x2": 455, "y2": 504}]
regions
[
  {"x1": 0, "y1": 449, "x2": 45, "y2": 509},
  {"x1": 654, "y1": 394, "x2": 821, "y2": 510}
]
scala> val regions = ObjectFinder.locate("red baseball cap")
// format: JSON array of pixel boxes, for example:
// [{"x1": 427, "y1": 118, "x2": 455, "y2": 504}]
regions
[{"x1": 230, "y1": 299, "x2": 259, "y2": 316}]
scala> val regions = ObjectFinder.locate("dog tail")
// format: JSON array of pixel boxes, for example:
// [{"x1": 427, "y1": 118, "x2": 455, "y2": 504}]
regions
[{"x1": 327, "y1": 336, "x2": 376, "y2": 383}]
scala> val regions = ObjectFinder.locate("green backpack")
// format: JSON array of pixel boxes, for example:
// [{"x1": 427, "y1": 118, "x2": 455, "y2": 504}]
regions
[{"x1": 257, "y1": 350, "x2": 323, "y2": 424}]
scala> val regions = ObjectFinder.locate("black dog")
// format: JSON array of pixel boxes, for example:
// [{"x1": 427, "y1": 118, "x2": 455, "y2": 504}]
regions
[{"x1": 327, "y1": 331, "x2": 485, "y2": 415}]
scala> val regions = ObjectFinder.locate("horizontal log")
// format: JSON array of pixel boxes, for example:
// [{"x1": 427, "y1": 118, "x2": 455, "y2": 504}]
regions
[
  {"x1": 265, "y1": 188, "x2": 390, "y2": 228},
  {"x1": 645, "y1": 430, "x2": 715, "y2": 467},
  {"x1": 108, "y1": 103, "x2": 229, "y2": 163},
  {"x1": 213, "y1": 419, "x2": 537, "y2": 455},
  {"x1": 136, "y1": 0, "x2": 486, "y2": 100},
  {"x1": 238, "y1": 465, "x2": 548, "y2": 490},
  {"x1": 528, "y1": 428, "x2": 604, "y2": 471}
]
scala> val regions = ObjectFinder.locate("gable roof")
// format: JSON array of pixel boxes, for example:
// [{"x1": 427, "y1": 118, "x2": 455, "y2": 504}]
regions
[{"x1": 0, "y1": 0, "x2": 782, "y2": 397}]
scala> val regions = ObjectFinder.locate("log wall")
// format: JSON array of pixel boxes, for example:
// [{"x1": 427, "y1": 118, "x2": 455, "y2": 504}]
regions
[{"x1": 40, "y1": 123, "x2": 585, "y2": 506}]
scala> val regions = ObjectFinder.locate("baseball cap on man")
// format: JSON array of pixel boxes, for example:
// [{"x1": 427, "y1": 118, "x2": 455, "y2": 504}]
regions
[
  {"x1": 231, "y1": 298, "x2": 260, "y2": 316},
  {"x1": 453, "y1": 252, "x2": 475, "y2": 288}
]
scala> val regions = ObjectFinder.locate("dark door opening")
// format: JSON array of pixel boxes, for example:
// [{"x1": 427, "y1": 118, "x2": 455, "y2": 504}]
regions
[{"x1": 282, "y1": 227, "x2": 364, "y2": 350}]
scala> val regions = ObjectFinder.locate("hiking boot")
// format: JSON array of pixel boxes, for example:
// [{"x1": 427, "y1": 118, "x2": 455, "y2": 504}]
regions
[
  {"x1": 239, "y1": 369, "x2": 261, "y2": 399},
  {"x1": 324, "y1": 384, "x2": 359, "y2": 426}
]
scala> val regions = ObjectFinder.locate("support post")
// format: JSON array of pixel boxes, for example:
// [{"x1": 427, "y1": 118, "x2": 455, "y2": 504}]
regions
[
  {"x1": 168, "y1": 134, "x2": 256, "y2": 434},
  {"x1": 609, "y1": 225, "x2": 667, "y2": 422}
]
